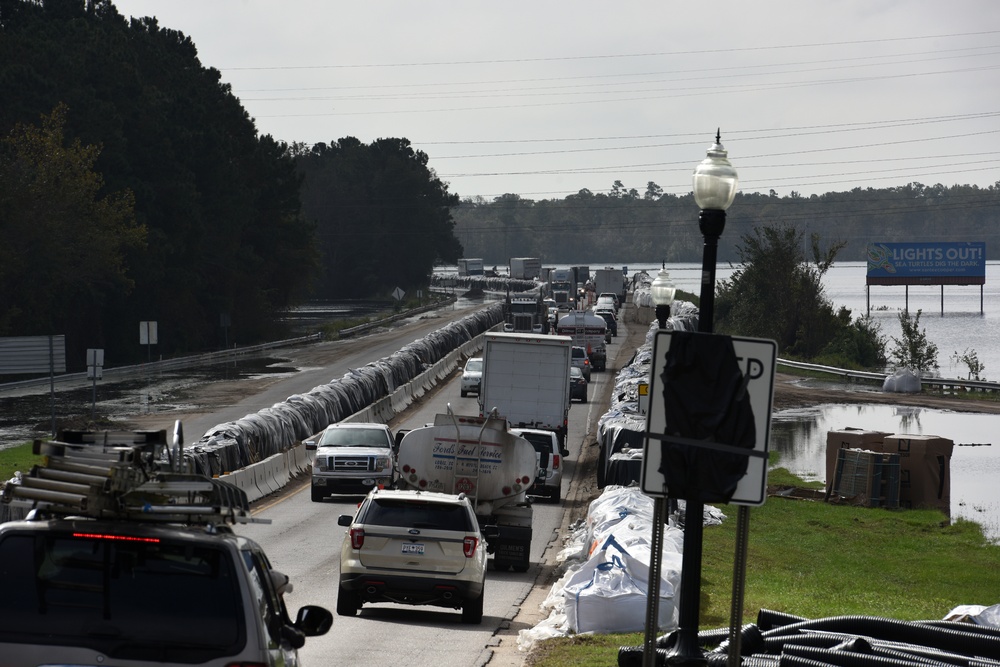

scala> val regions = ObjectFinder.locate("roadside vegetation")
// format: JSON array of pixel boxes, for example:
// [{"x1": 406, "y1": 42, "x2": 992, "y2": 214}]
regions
[
  {"x1": 527, "y1": 467, "x2": 1000, "y2": 667},
  {"x1": 714, "y1": 224, "x2": 887, "y2": 371}
]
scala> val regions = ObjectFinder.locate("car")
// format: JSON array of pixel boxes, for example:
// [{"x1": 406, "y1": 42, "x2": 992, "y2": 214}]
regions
[
  {"x1": 0, "y1": 427, "x2": 333, "y2": 666},
  {"x1": 306, "y1": 422, "x2": 396, "y2": 500},
  {"x1": 336, "y1": 488, "x2": 487, "y2": 624},
  {"x1": 512, "y1": 427, "x2": 563, "y2": 502},
  {"x1": 595, "y1": 308, "x2": 618, "y2": 337},
  {"x1": 461, "y1": 356, "x2": 484, "y2": 397},
  {"x1": 569, "y1": 365, "x2": 588, "y2": 403},
  {"x1": 571, "y1": 345, "x2": 592, "y2": 382},
  {"x1": 598, "y1": 292, "x2": 621, "y2": 311}
]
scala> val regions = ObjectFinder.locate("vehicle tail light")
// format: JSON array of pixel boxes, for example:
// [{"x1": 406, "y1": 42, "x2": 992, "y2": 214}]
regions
[
  {"x1": 552, "y1": 454, "x2": 560, "y2": 469},
  {"x1": 350, "y1": 527, "x2": 365, "y2": 549},
  {"x1": 463, "y1": 536, "x2": 479, "y2": 558}
]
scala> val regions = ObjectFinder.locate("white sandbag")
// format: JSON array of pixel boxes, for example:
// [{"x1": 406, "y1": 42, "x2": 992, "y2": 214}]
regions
[
  {"x1": 882, "y1": 368, "x2": 921, "y2": 393},
  {"x1": 563, "y1": 535, "x2": 678, "y2": 634}
]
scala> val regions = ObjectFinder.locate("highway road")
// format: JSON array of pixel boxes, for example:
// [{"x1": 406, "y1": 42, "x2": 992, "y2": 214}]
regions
[
  {"x1": 108, "y1": 301, "x2": 631, "y2": 667},
  {"x1": 237, "y1": 338, "x2": 624, "y2": 667}
]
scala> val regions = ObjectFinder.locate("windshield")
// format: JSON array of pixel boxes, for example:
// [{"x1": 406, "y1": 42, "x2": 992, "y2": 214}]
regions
[
  {"x1": 465, "y1": 359, "x2": 483, "y2": 373},
  {"x1": 0, "y1": 532, "x2": 243, "y2": 661},
  {"x1": 320, "y1": 428, "x2": 391, "y2": 447}
]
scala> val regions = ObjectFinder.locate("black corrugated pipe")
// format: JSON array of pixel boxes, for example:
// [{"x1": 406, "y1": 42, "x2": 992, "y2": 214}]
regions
[
  {"x1": 756, "y1": 608, "x2": 808, "y2": 631},
  {"x1": 760, "y1": 615, "x2": 1000, "y2": 660},
  {"x1": 777, "y1": 654, "x2": 843, "y2": 667},
  {"x1": 704, "y1": 624, "x2": 766, "y2": 657},
  {"x1": 762, "y1": 633, "x2": 859, "y2": 652},
  {"x1": 915, "y1": 619, "x2": 1000, "y2": 640},
  {"x1": 780, "y1": 644, "x2": 942, "y2": 667},
  {"x1": 869, "y1": 644, "x2": 968, "y2": 666}
]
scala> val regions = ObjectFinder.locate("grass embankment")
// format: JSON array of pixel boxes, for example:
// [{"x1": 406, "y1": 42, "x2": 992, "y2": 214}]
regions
[
  {"x1": 527, "y1": 467, "x2": 1000, "y2": 667},
  {"x1": 0, "y1": 441, "x2": 42, "y2": 482}
]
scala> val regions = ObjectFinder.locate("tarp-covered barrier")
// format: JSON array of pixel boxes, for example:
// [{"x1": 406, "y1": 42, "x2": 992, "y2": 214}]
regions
[
  {"x1": 596, "y1": 301, "x2": 698, "y2": 489},
  {"x1": 183, "y1": 303, "x2": 504, "y2": 477}
]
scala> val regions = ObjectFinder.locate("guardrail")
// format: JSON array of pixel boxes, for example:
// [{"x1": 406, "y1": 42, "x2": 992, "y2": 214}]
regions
[
  {"x1": 0, "y1": 333, "x2": 323, "y2": 394},
  {"x1": 338, "y1": 295, "x2": 456, "y2": 338},
  {"x1": 0, "y1": 298, "x2": 461, "y2": 395},
  {"x1": 776, "y1": 358, "x2": 1000, "y2": 394}
]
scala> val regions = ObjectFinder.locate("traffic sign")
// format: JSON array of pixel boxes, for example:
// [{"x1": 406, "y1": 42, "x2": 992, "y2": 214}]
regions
[{"x1": 641, "y1": 331, "x2": 777, "y2": 506}]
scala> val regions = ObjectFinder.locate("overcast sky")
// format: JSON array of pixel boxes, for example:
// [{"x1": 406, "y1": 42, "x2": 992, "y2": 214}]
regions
[{"x1": 111, "y1": 1, "x2": 1000, "y2": 203}]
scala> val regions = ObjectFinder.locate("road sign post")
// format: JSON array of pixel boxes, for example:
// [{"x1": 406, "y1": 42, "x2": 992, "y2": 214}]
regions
[{"x1": 641, "y1": 331, "x2": 777, "y2": 506}]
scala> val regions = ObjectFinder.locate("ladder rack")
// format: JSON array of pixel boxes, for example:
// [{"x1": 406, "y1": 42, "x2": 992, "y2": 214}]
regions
[{"x1": 2, "y1": 421, "x2": 266, "y2": 525}]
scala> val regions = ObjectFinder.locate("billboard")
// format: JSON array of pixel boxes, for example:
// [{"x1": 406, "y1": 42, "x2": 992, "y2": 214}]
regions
[{"x1": 867, "y1": 242, "x2": 986, "y2": 286}]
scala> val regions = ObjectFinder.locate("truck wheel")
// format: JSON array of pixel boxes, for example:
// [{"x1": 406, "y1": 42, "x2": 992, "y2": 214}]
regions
[
  {"x1": 581, "y1": 393, "x2": 587, "y2": 403},
  {"x1": 550, "y1": 487, "x2": 561, "y2": 503},
  {"x1": 491, "y1": 560, "x2": 510, "y2": 572},
  {"x1": 336, "y1": 584, "x2": 360, "y2": 616},
  {"x1": 311, "y1": 486, "x2": 324, "y2": 502},
  {"x1": 461, "y1": 587, "x2": 484, "y2": 624},
  {"x1": 461, "y1": 389, "x2": 468, "y2": 397},
  {"x1": 512, "y1": 562, "x2": 530, "y2": 573}
]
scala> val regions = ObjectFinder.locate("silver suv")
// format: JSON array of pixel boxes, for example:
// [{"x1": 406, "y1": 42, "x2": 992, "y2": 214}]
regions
[
  {"x1": 307, "y1": 422, "x2": 395, "y2": 500},
  {"x1": 0, "y1": 426, "x2": 333, "y2": 667},
  {"x1": 337, "y1": 488, "x2": 487, "y2": 624}
]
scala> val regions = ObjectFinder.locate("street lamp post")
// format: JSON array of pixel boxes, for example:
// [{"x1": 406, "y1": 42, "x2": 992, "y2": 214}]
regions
[
  {"x1": 665, "y1": 130, "x2": 738, "y2": 666},
  {"x1": 643, "y1": 268, "x2": 676, "y2": 667}
]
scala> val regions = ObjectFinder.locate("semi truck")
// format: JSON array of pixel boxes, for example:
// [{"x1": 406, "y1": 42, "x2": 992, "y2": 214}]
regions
[
  {"x1": 551, "y1": 268, "x2": 573, "y2": 309},
  {"x1": 506, "y1": 293, "x2": 547, "y2": 333},
  {"x1": 556, "y1": 310, "x2": 608, "y2": 371},
  {"x1": 509, "y1": 257, "x2": 541, "y2": 280},
  {"x1": 479, "y1": 332, "x2": 573, "y2": 451},
  {"x1": 395, "y1": 408, "x2": 538, "y2": 571}
]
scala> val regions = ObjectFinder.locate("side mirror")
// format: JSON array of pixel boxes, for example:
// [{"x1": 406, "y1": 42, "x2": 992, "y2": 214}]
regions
[
  {"x1": 337, "y1": 515, "x2": 353, "y2": 527},
  {"x1": 295, "y1": 605, "x2": 334, "y2": 636},
  {"x1": 304, "y1": 439, "x2": 317, "y2": 451}
]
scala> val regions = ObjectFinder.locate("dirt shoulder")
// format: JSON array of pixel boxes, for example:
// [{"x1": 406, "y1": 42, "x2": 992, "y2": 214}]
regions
[{"x1": 770, "y1": 372, "x2": 1000, "y2": 413}]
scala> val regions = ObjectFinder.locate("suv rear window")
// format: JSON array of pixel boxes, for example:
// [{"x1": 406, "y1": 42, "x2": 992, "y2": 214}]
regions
[
  {"x1": 0, "y1": 532, "x2": 243, "y2": 661},
  {"x1": 361, "y1": 498, "x2": 474, "y2": 531}
]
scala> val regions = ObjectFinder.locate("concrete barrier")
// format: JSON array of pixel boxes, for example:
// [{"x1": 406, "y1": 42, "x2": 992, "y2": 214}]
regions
[{"x1": 229, "y1": 329, "x2": 494, "y2": 502}]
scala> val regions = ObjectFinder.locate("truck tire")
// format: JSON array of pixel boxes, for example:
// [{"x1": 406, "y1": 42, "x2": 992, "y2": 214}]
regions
[
  {"x1": 461, "y1": 389, "x2": 468, "y2": 397},
  {"x1": 550, "y1": 486, "x2": 561, "y2": 503},
  {"x1": 311, "y1": 485, "x2": 325, "y2": 502},
  {"x1": 461, "y1": 587, "x2": 484, "y2": 624},
  {"x1": 336, "y1": 584, "x2": 360, "y2": 616}
]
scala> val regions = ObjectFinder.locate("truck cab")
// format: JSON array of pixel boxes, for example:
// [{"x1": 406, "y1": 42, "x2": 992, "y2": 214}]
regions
[{"x1": 306, "y1": 422, "x2": 396, "y2": 500}]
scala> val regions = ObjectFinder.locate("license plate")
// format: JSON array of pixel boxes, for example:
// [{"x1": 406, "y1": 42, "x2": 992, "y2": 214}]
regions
[{"x1": 402, "y1": 543, "x2": 425, "y2": 555}]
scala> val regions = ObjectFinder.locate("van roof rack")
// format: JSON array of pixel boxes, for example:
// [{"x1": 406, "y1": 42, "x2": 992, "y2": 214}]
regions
[{"x1": 1, "y1": 421, "x2": 267, "y2": 526}]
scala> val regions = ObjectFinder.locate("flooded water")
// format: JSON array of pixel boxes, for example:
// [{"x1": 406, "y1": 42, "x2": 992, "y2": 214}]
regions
[
  {"x1": 0, "y1": 357, "x2": 298, "y2": 451},
  {"x1": 772, "y1": 402, "x2": 1000, "y2": 542}
]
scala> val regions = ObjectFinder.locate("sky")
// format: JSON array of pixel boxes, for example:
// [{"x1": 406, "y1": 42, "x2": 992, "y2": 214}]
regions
[{"x1": 111, "y1": 0, "x2": 1000, "y2": 203}]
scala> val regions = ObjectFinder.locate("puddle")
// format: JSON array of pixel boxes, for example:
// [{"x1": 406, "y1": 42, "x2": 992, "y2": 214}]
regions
[{"x1": 771, "y1": 403, "x2": 1000, "y2": 542}]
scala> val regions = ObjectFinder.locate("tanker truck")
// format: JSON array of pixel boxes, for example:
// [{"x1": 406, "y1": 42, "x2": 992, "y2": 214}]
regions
[{"x1": 395, "y1": 407, "x2": 537, "y2": 571}]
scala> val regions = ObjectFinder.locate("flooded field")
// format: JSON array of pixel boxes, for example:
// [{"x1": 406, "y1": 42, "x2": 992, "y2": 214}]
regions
[
  {"x1": 772, "y1": 403, "x2": 1000, "y2": 542},
  {"x1": 0, "y1": 357, "x2": 297, "y2": 451}
]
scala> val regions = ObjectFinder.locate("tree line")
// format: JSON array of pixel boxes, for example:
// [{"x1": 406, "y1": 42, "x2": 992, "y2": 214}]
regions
[
  {"x1": 453, "y1": 181, "x2": 1000, "y2": 265},
  {"x1": 0, "y1": 0, "x2": 463, "y2": 369}
]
